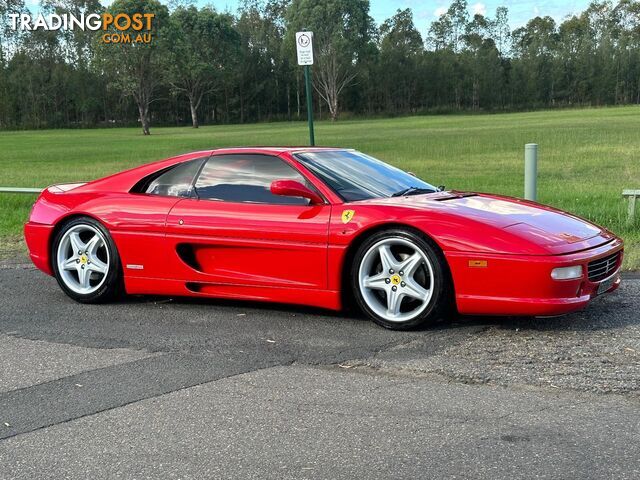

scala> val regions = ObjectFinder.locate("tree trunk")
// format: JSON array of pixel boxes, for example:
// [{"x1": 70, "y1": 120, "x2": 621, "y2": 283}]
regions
[
  {"x1": 225, "y1": 87, "x2": 229, "y2": 123},
  {"x1": 325, "y1": 85, "x2": 338, "y2": 121},
  {"x1": 473, "y1": 79, "x2": 479, "y2": 110},
  {"x1": 189, "y1": 97, "x2": 199, "y2": 128},
  {"x1": 286, "y1": 82, "x2": 291, "y2": 121},
  {"x1": 329, "y1": 99, "x2": 338, "y2": 121},
  {"x1": 138, "y1": 103, "x2": 150, "y2": 135}
]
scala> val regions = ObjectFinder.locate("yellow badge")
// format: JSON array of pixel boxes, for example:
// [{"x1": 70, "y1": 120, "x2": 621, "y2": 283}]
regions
[{"x1": 341, "y1": 209, "x2": 355, "y2": 224}]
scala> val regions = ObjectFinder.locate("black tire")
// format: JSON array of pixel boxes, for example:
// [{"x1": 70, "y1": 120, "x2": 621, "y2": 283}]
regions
[
  {"x1": 51, "y1": 216, "x2": 123, "y2": 303},
  {"x1": 350, "y1": 228, "x2": 453, "y2": 330}
]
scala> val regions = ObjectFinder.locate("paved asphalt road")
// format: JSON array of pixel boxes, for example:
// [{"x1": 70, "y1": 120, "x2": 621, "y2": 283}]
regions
[{"x1": 0, "y1": 264, "x2": 639, "y2": 479}]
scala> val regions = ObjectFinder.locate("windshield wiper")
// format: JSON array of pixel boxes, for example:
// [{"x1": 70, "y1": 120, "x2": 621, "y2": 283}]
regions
[{"x1": 391, "y1": 186, "x2": 435, "y2": 197}]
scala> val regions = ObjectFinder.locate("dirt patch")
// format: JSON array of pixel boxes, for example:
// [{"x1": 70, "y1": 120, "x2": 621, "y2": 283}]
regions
[{"x1": 0, "y1": 236, "x2": 28, "y2": 263}]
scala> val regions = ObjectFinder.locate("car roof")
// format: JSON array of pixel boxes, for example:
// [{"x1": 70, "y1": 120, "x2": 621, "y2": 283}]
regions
[{"x1": 209, "y1": 146, "x2": 352, "y2": 155}]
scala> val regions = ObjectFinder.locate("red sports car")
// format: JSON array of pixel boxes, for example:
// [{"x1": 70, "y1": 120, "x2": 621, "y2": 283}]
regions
[{"x1": 24, "y1": 147, "x2": 623, "y2": 329}]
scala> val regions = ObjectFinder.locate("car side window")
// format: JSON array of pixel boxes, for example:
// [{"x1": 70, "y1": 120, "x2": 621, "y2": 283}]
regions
[
  {"x1": 144, "y1": 158, "x2": 205, "y2": 197},
  {"x1": 193, "y1": 154, "x2": 311, "y2": 205}
]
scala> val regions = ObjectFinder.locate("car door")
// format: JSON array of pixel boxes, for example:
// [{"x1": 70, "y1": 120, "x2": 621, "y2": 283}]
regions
[
  {"x1": 104, "y1": 156, "x2": 208, "y2": 280},
  {"x1": 165, "y1": 153, "x2": 331, "y2": 290}
]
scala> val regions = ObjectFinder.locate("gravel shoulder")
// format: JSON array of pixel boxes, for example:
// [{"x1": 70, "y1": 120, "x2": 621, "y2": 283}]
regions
[{"x1": 345, "y1": 280, "x2": 640, "y2": 396}]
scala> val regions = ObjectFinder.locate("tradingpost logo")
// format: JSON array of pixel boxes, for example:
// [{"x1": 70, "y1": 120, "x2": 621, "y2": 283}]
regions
[{"x1": 8, "y1": 12, "x2": 156, "y2": 44}]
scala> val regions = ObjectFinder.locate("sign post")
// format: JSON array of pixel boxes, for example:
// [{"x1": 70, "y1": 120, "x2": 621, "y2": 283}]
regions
[{"x1": 296, "y1": 31, "x2": 315, "y2": 146}]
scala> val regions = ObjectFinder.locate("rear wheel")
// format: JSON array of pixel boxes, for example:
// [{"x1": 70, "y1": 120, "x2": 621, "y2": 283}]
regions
[
  {"x1": 351, "y1": 228, "x2": 452, "y2": 330},
  {"x1": 52, "y1": 217, "x2": 122, "y2": 303}
]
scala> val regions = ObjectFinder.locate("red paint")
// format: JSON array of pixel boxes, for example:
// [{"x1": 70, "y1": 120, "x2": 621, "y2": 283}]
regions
[{"x1": 24, "y1": 147, "x2": 624, "y2": 317}]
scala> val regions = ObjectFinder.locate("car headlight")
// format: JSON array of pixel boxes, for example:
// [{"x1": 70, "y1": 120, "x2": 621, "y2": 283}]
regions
[{"x1": 551, "y1": 265, "x2": 583, "y2": 280}]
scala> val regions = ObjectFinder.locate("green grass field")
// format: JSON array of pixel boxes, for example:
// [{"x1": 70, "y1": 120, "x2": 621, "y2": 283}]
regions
[{"x1": 1, "y1": 106, "x2": 638, "y2": 268}]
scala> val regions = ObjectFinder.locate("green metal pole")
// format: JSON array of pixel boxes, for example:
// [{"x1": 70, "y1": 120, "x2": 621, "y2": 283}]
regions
[{"x1": 304, "y1": 65, "x2": 315, "y2": 146}]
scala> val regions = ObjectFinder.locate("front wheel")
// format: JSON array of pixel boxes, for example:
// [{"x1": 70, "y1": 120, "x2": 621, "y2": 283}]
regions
[
  {"x1": 51, "y1": 217, "x2": 123, "y2": 303},
  {"x1": 351, "y1": 229, "x2": 452, "y2": 330}
]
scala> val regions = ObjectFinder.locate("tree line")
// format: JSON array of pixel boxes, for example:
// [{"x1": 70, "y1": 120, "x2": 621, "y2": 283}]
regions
[{"x1": 0, "y1": 0, "x2": 639, "y2": 133}]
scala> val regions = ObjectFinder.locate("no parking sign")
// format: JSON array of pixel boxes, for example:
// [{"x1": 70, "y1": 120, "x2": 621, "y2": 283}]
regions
[{"x1": 296, "y1": 31, "x2": 313, "y2": 66}]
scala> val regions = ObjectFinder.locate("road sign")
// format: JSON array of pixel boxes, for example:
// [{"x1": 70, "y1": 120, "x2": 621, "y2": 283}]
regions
[
  {"x1": 296, "y1": 31, "x2": 315, "y2": 145},
  {"x1": 296, "y1": 31, "x2": 313, "y2": 66}
]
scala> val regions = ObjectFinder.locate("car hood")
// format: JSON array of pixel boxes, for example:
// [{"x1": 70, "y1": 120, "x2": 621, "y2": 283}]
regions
[{"x1": 354, "y1": 191, "x2": 613, "y2": 253}]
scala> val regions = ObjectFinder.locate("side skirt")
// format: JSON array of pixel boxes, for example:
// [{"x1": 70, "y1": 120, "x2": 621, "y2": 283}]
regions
[{"x1": 123, "y1": 276, "x2": 343, "y2": 311}]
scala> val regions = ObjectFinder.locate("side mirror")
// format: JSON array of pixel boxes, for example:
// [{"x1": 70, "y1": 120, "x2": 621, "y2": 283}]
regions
[{"x1": 270, "y1": 179, "x2": 323, "y2": 205}]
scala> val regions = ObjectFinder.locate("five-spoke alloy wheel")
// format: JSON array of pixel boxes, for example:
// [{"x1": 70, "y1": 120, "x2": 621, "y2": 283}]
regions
[
  {"x1": 351, "y1": 228, "x2": 451, "y2": 330},
  {"x1": 52, "y1": 217, "x2": 122, "y2": 303}
]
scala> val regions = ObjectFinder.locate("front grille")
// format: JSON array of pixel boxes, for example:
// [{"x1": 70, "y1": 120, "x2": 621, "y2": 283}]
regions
[{"x1": 588, "y1": 252, "x2": 620, "y2": 282}]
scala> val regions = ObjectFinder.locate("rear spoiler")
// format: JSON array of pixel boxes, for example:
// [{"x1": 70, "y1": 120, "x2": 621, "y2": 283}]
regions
[{"x1": 47, "y1": 182, "x2": 87, "y2": 193}]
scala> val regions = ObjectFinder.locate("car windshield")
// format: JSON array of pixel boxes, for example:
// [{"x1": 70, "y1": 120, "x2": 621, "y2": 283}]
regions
[{"x1": 294, "y1": 150, "x2": 437, "y2": 202}]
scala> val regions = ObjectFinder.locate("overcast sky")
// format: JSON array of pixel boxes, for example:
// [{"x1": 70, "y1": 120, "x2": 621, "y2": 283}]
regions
[
  {"x1": 196, "y1": 0, "x2": 593, "y2": 31},
  {"x1": 25, "y1": 0, "x2": 593, "y2": 33}
]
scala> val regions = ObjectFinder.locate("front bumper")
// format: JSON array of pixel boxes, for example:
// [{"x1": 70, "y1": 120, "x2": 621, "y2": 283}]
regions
[{"x1": 446, "y1": 238, "x2": 624, "y2": 316}]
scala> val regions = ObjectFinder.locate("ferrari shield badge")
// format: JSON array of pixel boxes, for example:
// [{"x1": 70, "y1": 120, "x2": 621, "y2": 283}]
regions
[{"x1": 341, "y1": 209, "x2": 355, "y2": 224}]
